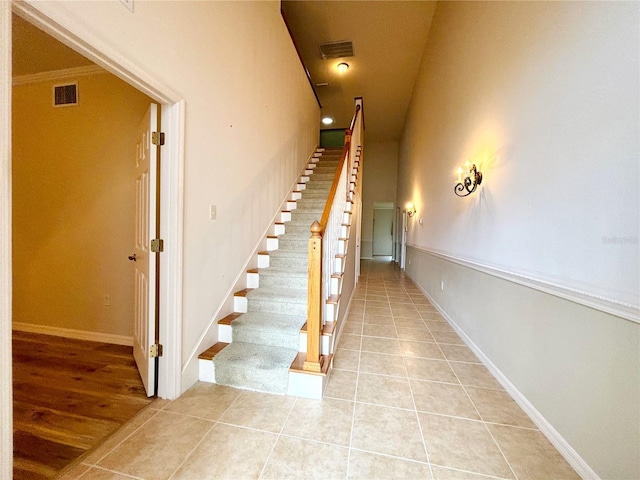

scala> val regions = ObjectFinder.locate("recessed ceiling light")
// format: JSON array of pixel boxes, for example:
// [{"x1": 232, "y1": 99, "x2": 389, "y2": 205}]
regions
[
  {"x1": 321, "y1": 116, "x2": 334, "y2": 126},
  {"x1": 337, "y1": 62, "x2": 349, "y2": 73}
]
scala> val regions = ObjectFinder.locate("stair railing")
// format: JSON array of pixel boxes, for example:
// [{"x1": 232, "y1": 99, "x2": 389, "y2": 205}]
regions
[{"x1": 305, "y1": 99, "x2": 363, "y2": 373}]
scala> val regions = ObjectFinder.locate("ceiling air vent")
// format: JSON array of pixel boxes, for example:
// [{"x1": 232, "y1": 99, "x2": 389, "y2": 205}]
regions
[
  {"x1": 319, "y1": 40, "x2": 354, "y2": 60},
  {"x1": 53, "y1": 82, "x2": 78, "y2": 107}
]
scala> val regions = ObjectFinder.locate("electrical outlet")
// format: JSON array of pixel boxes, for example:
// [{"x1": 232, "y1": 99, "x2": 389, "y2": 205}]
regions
[
  {"x1": 209, "y1": 205, "x2": 217, "y2": 220},
  {"x1": 104, "y1": 294, "x2": 111, "y2": 306},
  {"x1": 440, "y1": 281, "x2": 444, "y2": 291}
]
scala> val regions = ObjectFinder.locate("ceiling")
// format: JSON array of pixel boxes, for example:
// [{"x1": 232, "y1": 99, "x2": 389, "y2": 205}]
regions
[
  {"x1": 282, "y1": 1, "x2": 437, "y2": 143},
  {"x1": 12, "y1": 13, "x2": 94, "y2": 77},
  {"x1": 13, "y1": 2, "x2": 437, "y2": 144}
]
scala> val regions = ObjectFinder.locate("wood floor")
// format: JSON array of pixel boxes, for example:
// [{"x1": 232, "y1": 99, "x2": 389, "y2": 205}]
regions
[{"x1": 12, "y1": 331, "x2": 154, "y2": 479}]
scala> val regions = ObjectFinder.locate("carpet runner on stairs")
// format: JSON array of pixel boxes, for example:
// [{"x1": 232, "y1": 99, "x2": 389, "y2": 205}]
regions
[{"x1": 211, "y1": 152, "x2": 341, "y2": 394}]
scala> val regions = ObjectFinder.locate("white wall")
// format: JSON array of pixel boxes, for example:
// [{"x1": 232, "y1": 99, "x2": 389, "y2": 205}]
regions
[
  {"x1": 398, "y1": 2, "x2": 639, "y2": 478},
  {"x1": 361, "y1": 140, "x2": 398, "y2": 258},
  {"x1": 22, "y1": 1, "x2": 320, "y2": 389},
  {"x1": 399, "y1": 1, "x2": 639, "y2": 309}
]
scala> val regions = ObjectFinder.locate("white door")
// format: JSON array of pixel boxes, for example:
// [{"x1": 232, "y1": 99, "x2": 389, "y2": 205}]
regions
[
  {"x1": 373, "y1": 208, "x2": 394, "y2": 256},
  {"x1": 131, "y1": 103, "x2": 160, "y2": 397},
  {"x1": 400, "y1": 211, "x2": 407, "y2": 270}
]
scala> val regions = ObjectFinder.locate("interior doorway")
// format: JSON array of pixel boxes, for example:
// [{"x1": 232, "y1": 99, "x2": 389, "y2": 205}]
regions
[{"x1": 10, "y1": 2, "x2": 184, "y2": 400}]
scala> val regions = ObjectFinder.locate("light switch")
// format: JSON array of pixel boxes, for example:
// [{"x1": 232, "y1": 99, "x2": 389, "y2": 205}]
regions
[{"x1": 209, "y1": 205, "x2": 217, "y2": 220}]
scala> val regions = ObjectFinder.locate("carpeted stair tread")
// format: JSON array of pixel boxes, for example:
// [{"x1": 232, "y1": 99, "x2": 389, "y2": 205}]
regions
[
  {"x1": 247, "y1": 286, "x2": 307, "y2": 304},
  {"x1": 212, "y1": 342, "x2": 298, "y2": 394},
  {"x1": 231, "y1": 312, "x2": 306, "y2": 349}
]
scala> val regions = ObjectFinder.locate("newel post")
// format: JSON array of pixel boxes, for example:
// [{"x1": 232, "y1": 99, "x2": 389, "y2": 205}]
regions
[{"x1": 304, "y1": 220, "x2": 323, "y2": 372}]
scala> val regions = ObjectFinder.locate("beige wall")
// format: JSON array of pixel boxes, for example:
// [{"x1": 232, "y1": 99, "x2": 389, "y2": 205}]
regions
[
  {"x1": 12, "y1": 71, "x2": 152, "y2": 339},
  {"x1": 22, "y1": 1, "x2": 320, "y2": 389},
  {"x1": 398, "y1": 1, "x2": 639, "y2": 478},
  {"x1": 361, "y1": 140, "x2": 398, "y2": 258}
]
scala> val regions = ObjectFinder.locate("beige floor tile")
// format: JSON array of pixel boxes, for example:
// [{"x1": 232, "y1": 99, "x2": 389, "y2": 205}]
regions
[
  {"x1": 404, "y1": 357, "x2": 459, "y2": 383},
  {"x1": 363, "y1": 323, "x2": 398, "y2": 338},
  {"x1": 75, "y1": 467, "x2": 138, "y2": 479},
  {"x1": 365, "y1": 294, "x2": 388, "y2": 302},
  {"x1": 466, "y1": 387, "x2": 535, "y2": 428},
  {"x1": 419, "y1": 413, "x2": 513, "y2": 478},
  {"x1": 97, "y1": 411, "x2": 213, "y2": 480},
  {"x1": 282, "y1": 397, "x2": 354, "y2": 446},
  {"x1": 148, "y1": 397, "x2": 173, "y2": 410},
  {"x1": 341, "y1": 321, "x2": 364, "y2": 335},
  {"x1": 400, "y1": 339, "x2": 445, "y2": 360},
  {"x1": 365, "y1": 300, "x2": 390, "y2": 309},
  {"x1": 410, "y1": 379, "x2": 480, "y2": 420},
  {"x1": 431, "y1": 330, "x2": 465, "y2": 345},
  {"x1": 164, "y1": 381, "x2": 241, "y2": 420},
  {"x1": 337, "y1": 333, "x2": 362, "y2": 351},
  {"x1": 439, "y1": 344, "x2": 480, "y2": 363},
  {"x1": 346, "y1": 313, "x2": 364, "y2": 324},
  {"x1": 56, "y1": 463, "x2": 91, "y2": 480},
  {"x1": 361, "y1": 336, "x2": 402, "y2": 355},
  {"x1": 261, "y1": 436, "x2": 349, "y2": 479},
  {"x1": 424, "y1": 319, "x2": 454, "y2": 330},
  {"x1": 324, "y1": 369, "x2": 358, "y2": 400},
  {"x1": 363, "y1": 314, "x2": 395, "y2": 325},
  {"x1": 333, "y1": 348, "x2": 360, "y2": 371},
  {"x1": 394, "y1": 316, "x2": 427, "y2": 328},
  {"x1": 489, "y1": 425, "x2": 580, "y2": 480},
  {"x1": 352, "y1": 403, "x2": 428, "y2": 462},
  {"x1": 171, "y1": 423, "x2": 276, "y2": 479},
  {"x1": 365, "y1": 306, "x2": 393, "y2": 316},
  {"x1": 393, "y1": 310, "x2": 423, "y2": 320},
  {"x1": 357, "y1": 373, "x2": 414, "y2": 409},
  {"x1": 396, "y1": 326, "x2": 435, "y2": 342},
  {"x1": 450, "y1": 362, "x2": 502, "y2": 389},
  {"x1": 347, "y1": 450, "x2": 432, "y2": 479},
  {"x1": 82, "y1": 407, "x2": 159, "y2": 465},
  {"x1": 218, "y1": 390, "x2": 296, "y2": 433},
  {"x1": 359, "y1": 351, "x2": 407, "y2": 377},
  {"x1": 431, "y1": 465, "x2": 508, "y2": 479}
]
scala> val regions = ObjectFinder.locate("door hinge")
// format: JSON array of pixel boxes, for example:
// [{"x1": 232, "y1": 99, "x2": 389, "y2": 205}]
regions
[
  {"x1": 150, "y1": 238, "x2": 164, "y2": 253},
  {"x1": 150, "y1": 343, "x2": 163, "y2": 358},
  {"x1": 152, "y1": 131, "x2": 165, "y2": 146}
]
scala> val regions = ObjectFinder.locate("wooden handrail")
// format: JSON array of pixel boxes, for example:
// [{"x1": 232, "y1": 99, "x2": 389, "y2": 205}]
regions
[
  {"x1": 304, "y1": 103, "x2": 362, "y2": 372},
  {"x1": 319, "y1": 105, "x2": 361, "y2": 232}
]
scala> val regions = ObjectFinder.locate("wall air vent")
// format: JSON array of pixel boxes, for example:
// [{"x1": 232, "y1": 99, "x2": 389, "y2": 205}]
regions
[
  {"x1": 319, "y1": 40, "x2": 354, "y2": 60},
  {"x1": 53, "y1": 82, "x2": 78, "y2": 107}
]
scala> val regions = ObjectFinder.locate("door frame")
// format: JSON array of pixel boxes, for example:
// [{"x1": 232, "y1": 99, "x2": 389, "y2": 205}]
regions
[{"x1": 7, "y1": 2, "x2": 185, "y2": 401}]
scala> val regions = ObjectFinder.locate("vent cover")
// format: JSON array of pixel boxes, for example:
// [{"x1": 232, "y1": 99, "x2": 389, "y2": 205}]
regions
[
  {"x1": 54, "y1": 83, "x2": 78, "y2": 107},
  {"x1": 319, "y1": 40, "x2": 354, "y2": 60}
]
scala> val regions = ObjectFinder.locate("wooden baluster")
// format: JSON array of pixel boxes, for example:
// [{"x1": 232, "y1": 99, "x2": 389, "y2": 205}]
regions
[{"x1": 304, "y1": 220, "x2": 323, "y2": 372}]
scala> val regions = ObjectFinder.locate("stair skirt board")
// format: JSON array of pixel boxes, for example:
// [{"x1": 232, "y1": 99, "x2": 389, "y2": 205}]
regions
[{"x1": 199, "y1": 149, "x2": 345, "y2": 398}]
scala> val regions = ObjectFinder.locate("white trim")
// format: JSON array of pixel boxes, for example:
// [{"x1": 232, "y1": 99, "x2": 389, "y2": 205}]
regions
[
  {"x1": 405, "y1": 271, "x2": 600, "y2": 480},
  {"x1": 12, "y1": 1, "x2": 185, "y2": 400},
  {"x1": 0, "y1": 3, "x2": 13, "y2": 477},
  {"x1": 12, "y1": 64, "x2": 105, "y2": 86},
  {"x1": 407, "y1": 245, "x2": 639, "y2": 324},
  {"x1": 12, "y1": 322, "x2": 133, "y2": 346}
]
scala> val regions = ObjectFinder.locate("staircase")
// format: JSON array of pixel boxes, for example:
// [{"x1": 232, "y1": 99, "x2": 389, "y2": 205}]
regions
[{"x1": 198, "y1": 149, "x2": 342, "y2": 395}]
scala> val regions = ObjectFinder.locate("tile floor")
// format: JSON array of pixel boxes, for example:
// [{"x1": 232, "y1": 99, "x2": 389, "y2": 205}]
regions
[{"x1": 59, "y1": 259, "x2": 579, "y2": 480}]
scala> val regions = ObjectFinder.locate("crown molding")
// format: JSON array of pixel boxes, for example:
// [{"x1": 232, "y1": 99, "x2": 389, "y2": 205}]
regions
[{"x1": 12, "y1": 64, "x2": 106, "y2": 86}]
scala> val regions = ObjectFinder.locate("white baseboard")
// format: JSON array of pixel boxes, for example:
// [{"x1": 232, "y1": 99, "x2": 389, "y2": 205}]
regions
[
  {"x1": 12, "y1": 322, "x2": 133, "y2": 346},
  {"x1": 406, "y1": 273, "x2": 599, "y2": 480}
]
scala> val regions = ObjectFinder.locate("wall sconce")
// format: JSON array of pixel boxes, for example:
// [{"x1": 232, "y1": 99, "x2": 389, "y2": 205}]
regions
[
  {"x1": 337, "y1": 62, "x2": 349, "y2": 73},
  {"x1": 454, "y1": 161, "x2": 483, "y2": 197},
  {"x1": 406, "y1": 203, "x2": 417, "y2": 217}
]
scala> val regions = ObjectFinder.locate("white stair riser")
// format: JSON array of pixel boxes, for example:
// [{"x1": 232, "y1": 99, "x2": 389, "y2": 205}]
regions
[
  {"x1": 258, "y1": 253, "x2": 269, "y2": 268},
  {"x1": 247, "y1": 272, "x2": 259, "y2": 288},
  {"x1": 234, "y1": 296, "x2": 248, "y2": 313},
  {"x1": 219, "y1": 324, "x2": 232, "y2": 343}
]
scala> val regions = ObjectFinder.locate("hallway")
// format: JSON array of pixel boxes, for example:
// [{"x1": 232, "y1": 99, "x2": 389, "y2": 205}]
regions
[{"x1": 59, "y1": 259, "x2": 578, "y2": 479}]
